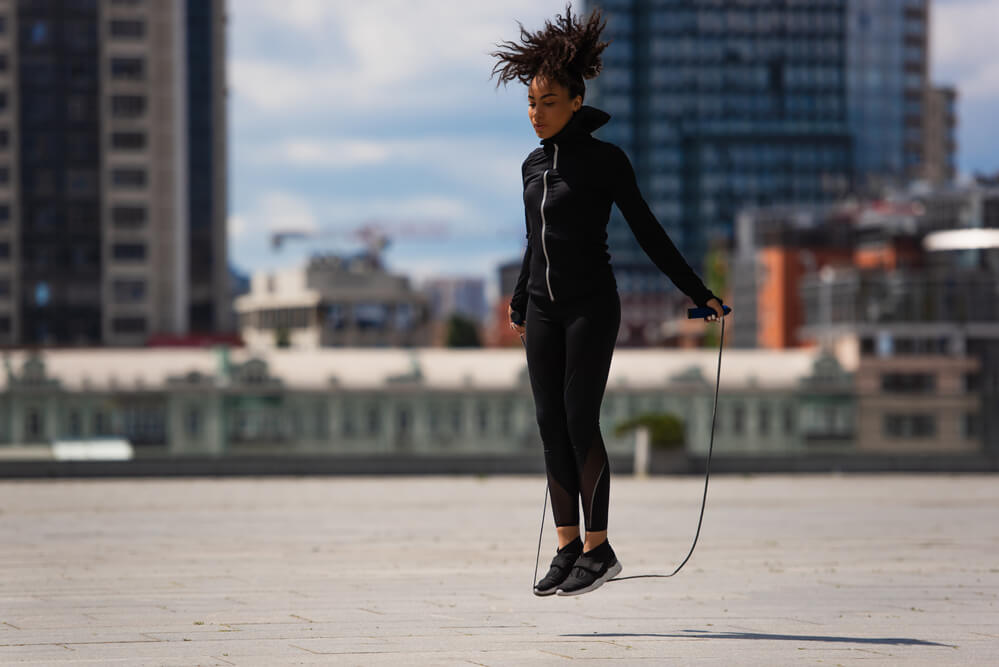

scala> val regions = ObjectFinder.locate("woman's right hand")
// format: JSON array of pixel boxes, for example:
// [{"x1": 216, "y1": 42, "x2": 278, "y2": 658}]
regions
[{"x1": 508, "y1": 303, "x2": 525, "y2": 335}]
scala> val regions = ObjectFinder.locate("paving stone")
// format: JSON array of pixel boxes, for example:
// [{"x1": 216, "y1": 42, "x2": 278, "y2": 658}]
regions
[{"x1": 0, "y1": 474, "x2": 995, "y2": 664}]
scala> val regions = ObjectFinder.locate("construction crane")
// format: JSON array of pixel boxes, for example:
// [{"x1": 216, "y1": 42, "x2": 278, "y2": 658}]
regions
[{"x1": 270, "y1": 220, "x2": 451, "y2": 260}]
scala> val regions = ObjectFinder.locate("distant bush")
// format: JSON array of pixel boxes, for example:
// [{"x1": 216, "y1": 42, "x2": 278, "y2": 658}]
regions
[
  {"x1": 614, "y1": 412, "x2": 685, "y2": 450},
  {"x1": 275, "y1": 326, "x2": 291, "y2": 348},
  {"x1": 445, "y1": 314, "x2": 481, "y2": 348}
]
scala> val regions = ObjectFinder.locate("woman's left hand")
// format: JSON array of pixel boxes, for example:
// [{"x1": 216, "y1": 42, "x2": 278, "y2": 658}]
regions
[{"x1": 704, "y1": 298, "x2": 724, "y2": 322}]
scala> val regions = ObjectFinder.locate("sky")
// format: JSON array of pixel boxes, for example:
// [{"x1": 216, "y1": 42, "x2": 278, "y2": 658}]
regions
[{"x1": 228, "y1": 0, "x2": 999, "y2": 305}]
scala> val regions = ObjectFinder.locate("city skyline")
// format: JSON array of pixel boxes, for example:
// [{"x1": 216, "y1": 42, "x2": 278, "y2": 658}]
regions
[{"x1": 228, "y1": 0, "x2": 998, "y2": 305}]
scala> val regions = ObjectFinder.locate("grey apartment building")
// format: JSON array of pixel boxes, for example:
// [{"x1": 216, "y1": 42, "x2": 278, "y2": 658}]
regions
[
  {"x1": 582, "y1": 0, "x2": 949, "y2": 346},
  {"x1": 0, "y1": 0, "x2": 227, "y2": 347}
]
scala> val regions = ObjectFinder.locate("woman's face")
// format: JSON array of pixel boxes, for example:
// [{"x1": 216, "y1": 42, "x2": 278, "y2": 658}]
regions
[{"x1": 528, "y1": 76, "x2": 581, "y2": 140}]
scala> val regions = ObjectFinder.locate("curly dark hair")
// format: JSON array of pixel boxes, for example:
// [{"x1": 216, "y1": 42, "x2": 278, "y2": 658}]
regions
[{"x1": 489, "y1": 2, "x2": 610, "y2": 102}]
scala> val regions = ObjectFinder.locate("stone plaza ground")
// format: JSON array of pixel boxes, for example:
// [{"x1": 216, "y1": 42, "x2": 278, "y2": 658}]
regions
[{"x1": 0, "y1": 473, "x2": 996, "y2": 665}]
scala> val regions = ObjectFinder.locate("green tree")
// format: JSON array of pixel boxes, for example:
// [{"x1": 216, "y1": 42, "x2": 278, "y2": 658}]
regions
[
  {"x1": 444, "y1": 314, "x2": 481, "y2": 348},
  {"x1": 614, "y1": 412, "x2": 685, "y2": 450}
]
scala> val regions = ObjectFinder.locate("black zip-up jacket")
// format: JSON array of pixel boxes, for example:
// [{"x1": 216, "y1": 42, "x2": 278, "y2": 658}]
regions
[{"x1": 510, "y1": 104, "x2": 721, "y2": 316}]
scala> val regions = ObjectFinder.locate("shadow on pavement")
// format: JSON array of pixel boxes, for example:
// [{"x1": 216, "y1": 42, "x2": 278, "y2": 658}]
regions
[{"x1": 561, "y1": 629, "x2": 955, "y2": 647}]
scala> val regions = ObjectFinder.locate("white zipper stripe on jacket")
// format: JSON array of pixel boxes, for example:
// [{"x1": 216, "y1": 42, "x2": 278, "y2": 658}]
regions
[{"x1": 540, "y1": 143, "x2": 558, "y2": 302}]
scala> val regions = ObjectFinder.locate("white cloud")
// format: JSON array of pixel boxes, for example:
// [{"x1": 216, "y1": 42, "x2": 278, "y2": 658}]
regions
[
  {"x1": 259, "y1": 139, "x2": 392, "y2": 167},
  {"x1": 258, "y1": 191, "x2": 320, "y2": 233},
  {"x1": 229, "y1": 0, "x2": 565, "y2": 116},
  {"x1": 234, "y1": 189, "x2": 508, "y2": 243},
  {"x1": 228, "y1": 214, "x2": 249, "y2": 240},
  {"x1": 245, "y1": 135, "x2": 526, "y2": 197},
  {"x1": 960, "y1": 61, "x2": 999, "y2": 100},
  {"x1": 933, "y1": 0, "x2": 999, "y2": 97},
  {"x1": 322, "y1": 195, "x2": 473, "y2": 229}
]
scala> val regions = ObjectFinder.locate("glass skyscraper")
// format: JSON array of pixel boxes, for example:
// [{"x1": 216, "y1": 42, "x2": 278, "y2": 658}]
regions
[
  {"x1": 846, "y1": 0, "x2": 928, "y2": 191},
  {"x1": 0, "y1": 0, "x2": 228, "y2": 346},
  {"x1": 584, "y1": 0, "x2": 854, "y2": 345}
]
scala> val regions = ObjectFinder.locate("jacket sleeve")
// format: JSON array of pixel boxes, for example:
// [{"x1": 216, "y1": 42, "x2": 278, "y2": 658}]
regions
[
  {"x1": 510, "y1": 159, "x2": 532, "y2": 317},
  {"x1": 510, "y1": 211, "x2": 531, "y2": 317},
  {"x1": 609, "y1": 146, "x2": 721, "y2": 309}
]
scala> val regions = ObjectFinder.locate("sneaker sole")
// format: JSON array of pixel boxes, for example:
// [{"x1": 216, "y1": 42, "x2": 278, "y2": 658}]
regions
[
  {"x1": 555, "y1": 560, "x2": 623, "y2": 596},
  {"x1": 533, "y1": 585, "x2": 559, "y2": 597}
]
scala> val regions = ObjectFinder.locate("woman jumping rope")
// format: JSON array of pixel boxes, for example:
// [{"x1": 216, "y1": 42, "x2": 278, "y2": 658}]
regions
[{"x1": 491, "y1": 4, "x2": 725, "y2": 597}]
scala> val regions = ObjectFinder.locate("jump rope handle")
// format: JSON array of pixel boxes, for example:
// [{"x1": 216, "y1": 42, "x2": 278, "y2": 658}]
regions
[
  {"x1": 510, "y1": 309, "x2": 525, "y2": 327},
  {"x1": 688, "y1": 304, "x2": 731, "y2": 319}
]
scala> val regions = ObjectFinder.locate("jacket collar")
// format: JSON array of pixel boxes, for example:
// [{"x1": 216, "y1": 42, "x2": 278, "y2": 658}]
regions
[{"x1": 540, "y1": 105, "x2": 611, "y2": 146}]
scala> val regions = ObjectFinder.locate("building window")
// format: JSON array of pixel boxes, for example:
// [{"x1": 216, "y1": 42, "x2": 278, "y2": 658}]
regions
[
  {"x1": 111, "y1": 131, "x2": 145, "y2": 150},
  {"x1": 68, "y1": 411, "x2": 82, "y2": 437},
  {"x1": 782, "y1": 404, "x2": 795, "y2": 434},
  {"x1": 354, "y1": 303, "x2": 388, "y2": 330},
  {"x1": 67, "y1": 169, "x2": 98, "y2": 198},
  {"x1": 93, "y1": 410, "x2": 110, "y2": 436},
  {"x1": 111, "y1": 205, "x2": 146, "y2": 228},
  {"x1": 366, "y1": 404, "x2": 380, "y2": 435},
  {"x1": 499, "y1": 401, "x2": 513, "y2": 435},
  {"x1": 732, "y1": 403, "x2": 745, "y2": 435},
  {"x1": 112, "y1": 279, "x2": 146, "y2": 304},
  {"x1": 428, "y1": 404, "x2": 441, "y2": 435},
  {"x1": 111, "y1": 168, "x2": 146, "y2": 188},
  {"x1": 112, "y1": 316, "x2": 146, "y2": 334},
  {"x1": 963, "y1": 413, "x2": 981, "y2": 440},
  {"x1": 314, "y1": 404, "x2": 328, "y2": 438},
  {"x1": 758, "y1": 404, "x2": 770, "y2": 436},
  {"x1": 0, "y1": 168, "x2": 8, "y2": 185},
  {"x1": 67, "y1": 134, "x2": 98, "y2": 162},
  {"x1": 111, "y1": 95, "x2": 145, "y2": 118},
  {"x1": 0, "y1": 205, "x2": 8, "y2": 224},
  {"x1": 185, "y1": 407, "x2": 201, "y2": 438},
  {"x1": 287, "y1": 410, "x2": 301, "y2": 438},
  {"x1": 110, "y1": 57, "x2": 144, "y2": 80},
  {"x1": 477, "y1": 402, "x2": 489, "y2": 434},
  {"x1": 883, "y1": 414, "x2": 937, "y2": 438},
  {"x1": 341, "y1": 406, "x2": 355, "y2": 438},
  {"x1": 109, "y1": 19, "x2": 144, "y2": 39},
  {"x1": 325, "y1": 303, "x2": 347, "y2": 330},
  {"x1": 26, "y1": 408, "x2": 43, "y2": 440},
  {"x1": 450, "y1": 403, "x2": 462, "y2": 433},
  {"x1": 881, "y1": 373, "x2": 936, "y2": 393},
  {"x1": 394, "y1": 302, "x2": 415, "y2": 330},
  {"x1": 396, "y1": 406, "x2": 410, "y2": 434},
  {"x1": 112, "y1": 242, "x2": 146, "y2": 261}
]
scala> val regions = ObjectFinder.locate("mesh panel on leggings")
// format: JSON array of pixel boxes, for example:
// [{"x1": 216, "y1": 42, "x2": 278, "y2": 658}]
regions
[
  {"x1": 547, "y1": 469, "x2": 579, "y2": 527},
  {"x1": 578, "y1": 429, "x2": 610, "y2": 532}
]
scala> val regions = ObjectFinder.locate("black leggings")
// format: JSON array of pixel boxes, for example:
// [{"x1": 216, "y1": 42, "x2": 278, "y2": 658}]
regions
[{"x1": 525, "y1": 284, "x2": 621, "y2": 533}]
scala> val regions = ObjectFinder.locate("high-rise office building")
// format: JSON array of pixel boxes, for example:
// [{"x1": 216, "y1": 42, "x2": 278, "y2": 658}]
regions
[
  {"x1": 583, "y1": 0, "x2": 853, "y2": 345},
  {"x1": 582, "y1": 0, "x2": 953, "y2": 346},
  {"x1": 922, "y1": 85, "x2": 957, "y2": 186},
  {"x1": 0, "y1": 0, "x2": 227, "y2": 347},
  {"x1": 421, "y1": 277, "x2": 487, "y2": 324},
  {"x1": 846, "y1": 0, "x2": 930, "y2": 192}
]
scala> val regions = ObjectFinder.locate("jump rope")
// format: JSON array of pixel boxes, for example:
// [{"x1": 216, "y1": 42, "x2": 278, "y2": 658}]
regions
[{"x1": 512, "y1": 303, "x2": 730, "y2": 586}]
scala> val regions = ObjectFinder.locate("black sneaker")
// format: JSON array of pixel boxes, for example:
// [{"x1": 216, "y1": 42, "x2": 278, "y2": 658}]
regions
[
  {"x1": 534, "y1": 536, "x2": 583, "y2": 596},
  {"x1": 555, "y1": 539, "x2": 622, "y2": 596}
]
